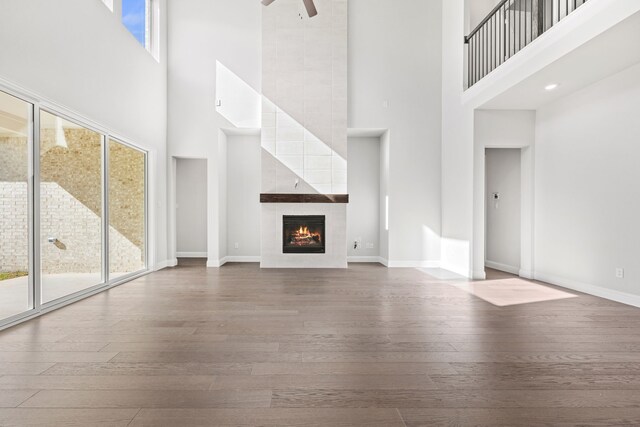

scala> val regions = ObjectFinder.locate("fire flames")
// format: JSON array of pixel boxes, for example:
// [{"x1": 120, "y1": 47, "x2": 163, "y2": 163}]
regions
[{"x1": 289, "y1": 225, "x2": 322, "y2": 246}]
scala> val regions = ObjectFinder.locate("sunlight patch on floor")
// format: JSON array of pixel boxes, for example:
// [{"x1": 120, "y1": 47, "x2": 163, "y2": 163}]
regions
[{"x1": 451, "y1": 278, "x2": 578, "y2": 307}]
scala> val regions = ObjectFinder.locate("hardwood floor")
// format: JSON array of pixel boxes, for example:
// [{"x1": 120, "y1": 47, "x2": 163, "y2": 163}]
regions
[{"x1": 1, "y1": 263, "x2": 640, "y2": 426}]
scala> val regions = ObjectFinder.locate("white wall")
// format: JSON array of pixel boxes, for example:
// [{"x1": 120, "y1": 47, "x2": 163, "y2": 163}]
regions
[
  {"x1": 474, "y1": 109, "x2": 536, "y2": 278},
  {"x1": 167, "y1": 0, "x2": 261, "y2": 266},
  {"x1": 170, "y1": 0, "x2": 442, "y2": 268},
  {"x1": 349, "y1": 0, "x2": 442, "y2": 267},
  {"x1": 485, "y1": 148, "x2": 521, "y2": 273},
  {"x1": 535, "y1": 63, "x2": 640, "y2": 300},
  {"x1": 224, "y1": 134, "x2": 383, "y2": 262},
  {"x1": 176, "y1": 159, "x2": 208, "y2": 256},
  {"x1": 227, "y1": 134, "x2": 261, "y2": 259},
  {"x1": 465, "y1": 0, "x2": 502, "y2": 31},
  {"x1": 442, "y1": 0, "x2": 640, "y2": 278},
  {"x1": 0, "y1": 0, "x2": 169, "y2": 268},
  {"x1": 347, "y1": 137, "x2": 380, "y2": 259},
  {"x1": 441, "y1": 0, "x2": 474, "y2": 276}
]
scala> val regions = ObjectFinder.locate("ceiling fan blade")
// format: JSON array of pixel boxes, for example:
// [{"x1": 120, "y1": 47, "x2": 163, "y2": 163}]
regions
[
  {"x1": 302, "y1": 0, "x2": 318, "y2": 17},
  {"x1": 262, "y1": 0, "x2": 277, "y2": 5}
]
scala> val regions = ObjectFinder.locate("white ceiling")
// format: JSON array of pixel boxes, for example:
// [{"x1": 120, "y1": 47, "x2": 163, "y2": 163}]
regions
[{"x1": 481, "y1": 10, "x2": 640, "y2": 110}]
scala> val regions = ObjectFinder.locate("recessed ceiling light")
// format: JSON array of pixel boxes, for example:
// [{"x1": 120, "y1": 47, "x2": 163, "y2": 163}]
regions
[{"x1": 545, "y1": 83, "x2": 559, "y2": 91}]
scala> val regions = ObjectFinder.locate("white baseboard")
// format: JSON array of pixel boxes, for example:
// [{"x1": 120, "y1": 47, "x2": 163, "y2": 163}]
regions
[
  {"x1": 347, "y1": 256, "x2": 385, "y2": 264},
  {"x1": 176, "y1": 252, "x2": 208, "y2": 258},
  {"x1": 207, "y1": 259, "x2": 224, "y2": 268},
  {"x1": 472, "y1": 270, "x2": 487, "y2": 280},
  {"x1": 154, "y1": 259, "x2": 177, "y2": 271},
  {"x1": 485, "y1": 260, "x2": 520, "y2": 275},
  {"x1": 535, "y1": 272, "x2": 640, "y2": 309},
  {"x1": 208, "y1": 256, "x2": 261, "y2": 268},
  {"x1": 208, "y1": 257, "x2": 438, "y2": 269},
  {"x1": 387, "y1": 260, "x2": 441, "y2": 268},
  {"x1": 519, "y1": 269, "x2": 534, "y2": 279},
  {"x1": 225, "y1": 256, "x2": 261, "y2": 263}
]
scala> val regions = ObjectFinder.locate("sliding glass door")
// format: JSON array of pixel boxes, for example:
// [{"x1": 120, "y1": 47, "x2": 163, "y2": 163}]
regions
[
  {"x1": 0, "y1": 84, "x2": 148, "y2": 328},
  {"x1": 0, "y1": 91, "x2": 33, "y2": 321},
  {"x1": 108, "y1": 139, "x2": 146, "y2": 279},
  {"x1": 39, "y1": 111, "x2": 105, "y2": 304}
]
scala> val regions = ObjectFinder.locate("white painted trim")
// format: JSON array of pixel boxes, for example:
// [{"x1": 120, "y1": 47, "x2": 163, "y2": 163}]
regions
[
  {"x1": 378, "y1": 257, "x2": 389, "y2": 267},
  {"x1": 387, "y1": 260, "x2": 441, "y2": 268},
  {"x1": 208, "y1": 256, "x2": 261, "y2": 268},
  {"x1": 225, "y1": 256, "x2": 261, "y2": 263},
  {"x1": 485, "y1": 260, "x2": 520, "y2": 275},
  {"x1": 154, "y1": 259, "x2": 177, "y2": 271},
  {"x1": 347, "y1": 256, "x2": 385, "y2": 264},
  {"x1": 475, "y1": 136, "x2": 535, "y2": 289},
  {"x1": 207, "y1": 258, "x2": 225, "y2": 268},
  {"x1": 473, "y1": 270, "x2": 487, "y2": 280},
  {"x1": 176, "y1": 252, "x2": 208, "y2": 258},
  {"x1": 519, "y1": 269, "x2": 534, "y2": 279},
  {"x1": 535, "y1": 272, "x2": 640, "y2": 309}
]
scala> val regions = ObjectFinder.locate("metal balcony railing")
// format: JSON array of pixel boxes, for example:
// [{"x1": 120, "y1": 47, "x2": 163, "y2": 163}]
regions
[{"x1": 465, "y1": 0, "x2": 589, "y2": 87}]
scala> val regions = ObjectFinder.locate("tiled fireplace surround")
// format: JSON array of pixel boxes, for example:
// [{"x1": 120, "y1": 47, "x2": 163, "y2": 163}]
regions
[
  {"x1": 261, "y1": 202, "x2": 347, "y2": 269},
  {"x1": 260, "y1": 0, "x2": 348, "y2": 269}
]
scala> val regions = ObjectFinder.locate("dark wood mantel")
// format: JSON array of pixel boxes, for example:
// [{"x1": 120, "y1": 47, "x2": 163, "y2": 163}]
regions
[{"x1": 260, "y1": 194, "x2": 349, "y2": 204}]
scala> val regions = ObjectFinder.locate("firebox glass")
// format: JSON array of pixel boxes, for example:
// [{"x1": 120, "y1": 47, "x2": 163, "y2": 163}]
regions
[{"x1": 283, "y1": 215, "x2": 326, "y2": 254}]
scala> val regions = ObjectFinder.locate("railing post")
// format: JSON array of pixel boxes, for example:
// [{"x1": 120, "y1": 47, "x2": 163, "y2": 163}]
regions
[{"x1": 538, "y1": 0, "x2": 544, "y2": 36}]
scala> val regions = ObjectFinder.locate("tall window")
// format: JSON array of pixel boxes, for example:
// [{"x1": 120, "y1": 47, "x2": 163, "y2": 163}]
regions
[
  {"x1": 122, "y1": 0, "x2": 150, "y2": 48},
  {"x1": 40, "y1": 111, "x2": 104, "y2": 304},
  {"x1": 0, "y1": 91, "x2": 32, "y2": 320},
  {"x1": 109, "y1": 139, "x2": 146, "y2": 278},
  {"x1": 0, "y1": 85, "x2": 148, "y2": 328}
]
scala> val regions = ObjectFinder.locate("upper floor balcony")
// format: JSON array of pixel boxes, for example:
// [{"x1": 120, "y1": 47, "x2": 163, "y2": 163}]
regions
[{"x1": 465, "y1": 0, "x2": 589, "y2": 88}]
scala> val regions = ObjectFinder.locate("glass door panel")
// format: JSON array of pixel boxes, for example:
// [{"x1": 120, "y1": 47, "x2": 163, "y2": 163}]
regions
[
  {"x1": 108, "y1": 139, "x2": 146, "y2": 278},
  {"x1": 40, "y1": 111, "x2": 104, "y2": 304},
  {"x1": 0, "y1": 91, "x2": 33, "y2": 321}
]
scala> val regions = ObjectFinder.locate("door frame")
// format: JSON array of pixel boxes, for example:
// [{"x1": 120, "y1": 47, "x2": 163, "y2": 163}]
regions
[
  {"x1": 483, "y1": 147, "x2": 532, "y2": 276},
  {"x1": 169, "y1": 156, "x2": 209, "y2": 264}
]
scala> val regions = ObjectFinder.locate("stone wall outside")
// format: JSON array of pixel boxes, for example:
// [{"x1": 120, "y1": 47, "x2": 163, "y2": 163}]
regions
[
  {"x1": 1, "y1": 182, "x2": 142, "y2": 274},
  {"x1": 0, "y1": 130, "x2": 145, "y2": 275}
]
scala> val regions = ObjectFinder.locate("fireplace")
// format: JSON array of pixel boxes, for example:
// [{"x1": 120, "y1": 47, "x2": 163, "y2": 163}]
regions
[{"x1": 283, "y1": 215, "x2": 326, "y2": 254}]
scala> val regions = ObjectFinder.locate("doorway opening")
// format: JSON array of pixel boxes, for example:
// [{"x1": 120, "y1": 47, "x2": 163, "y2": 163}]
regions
[
  {"x1": 485, "y1": 148, "x2": 521, "y2": 275},
  {"x1": 175, "y1": 158, "x2": 208, "y2": 265}
]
